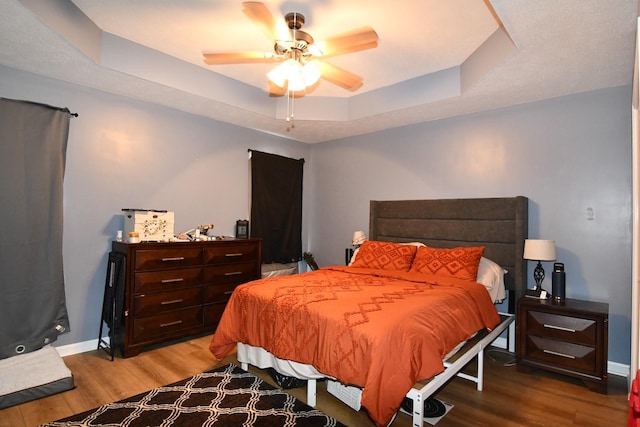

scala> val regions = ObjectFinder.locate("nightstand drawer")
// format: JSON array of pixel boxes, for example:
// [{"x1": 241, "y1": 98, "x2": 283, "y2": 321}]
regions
[
  {"x1": 526, "y1": 336, "x2": 596, "y2": 374},
  {"x1": 526, "y1": 310, "x2": 597, "y2": 346}
]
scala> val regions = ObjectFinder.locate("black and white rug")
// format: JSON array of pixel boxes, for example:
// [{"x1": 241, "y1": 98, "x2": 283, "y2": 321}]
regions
[{"x1": 40, "y1": 363, "x2": 346, "y2": 427}]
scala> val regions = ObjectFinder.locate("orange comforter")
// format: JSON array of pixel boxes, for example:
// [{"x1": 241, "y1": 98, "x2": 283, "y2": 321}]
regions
[{"x1": 209, "y1": 266, "x2": 500, "y2": 426}]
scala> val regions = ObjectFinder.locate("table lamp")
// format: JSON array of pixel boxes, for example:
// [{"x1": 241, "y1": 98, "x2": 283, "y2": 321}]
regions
[
  {"x1": 352, "y1": 230, "x2": 367, "y2": 247},
  {"x1": 523, "y1": 239, "x2": 557, "y2": 290}
]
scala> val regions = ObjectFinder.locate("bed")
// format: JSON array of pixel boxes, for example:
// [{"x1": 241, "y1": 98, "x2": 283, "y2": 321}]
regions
[{"x1": 210, "y1": 196, "x2": 528, "y2": 426}]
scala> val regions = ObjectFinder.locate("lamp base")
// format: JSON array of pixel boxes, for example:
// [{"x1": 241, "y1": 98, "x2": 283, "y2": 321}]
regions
[{"x1": 533, "y1": 261, "x2": 545, "y2": 289}]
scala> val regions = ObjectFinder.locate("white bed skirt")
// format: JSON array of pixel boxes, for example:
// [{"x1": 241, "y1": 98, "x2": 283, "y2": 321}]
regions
[{"x1": 237, "y1": 342, "x2": 332, "y2": 380}]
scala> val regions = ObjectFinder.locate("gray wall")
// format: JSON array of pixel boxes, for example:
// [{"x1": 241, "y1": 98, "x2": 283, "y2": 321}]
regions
[
  {"x1": 308, "y1": 85, "x2": 632, "y2": 365},
  {"x1": 0, "y1": 65, "x2": 311, "y2": 348},
  {"x1": 0, "y1": 64, "x2": 632, "y2": 366}
]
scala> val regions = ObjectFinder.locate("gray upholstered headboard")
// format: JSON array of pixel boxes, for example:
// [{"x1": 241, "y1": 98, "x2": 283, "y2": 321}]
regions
[{"x1": 369, "y1": 197, "x2": 528, "y2": 314}]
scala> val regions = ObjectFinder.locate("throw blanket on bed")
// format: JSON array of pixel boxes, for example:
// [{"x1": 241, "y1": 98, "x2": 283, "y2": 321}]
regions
[{"x1": 209, "y1": 266, "x2": 500, "y2": 426}]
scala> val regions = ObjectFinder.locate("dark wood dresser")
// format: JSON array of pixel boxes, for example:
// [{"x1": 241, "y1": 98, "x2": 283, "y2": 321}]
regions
[
  {"x1": 516, "y1": 297, "x2": 608, "y2": 393},
  {"x1": 110, "y1": 239, "x2": 261, "y2": 357}
]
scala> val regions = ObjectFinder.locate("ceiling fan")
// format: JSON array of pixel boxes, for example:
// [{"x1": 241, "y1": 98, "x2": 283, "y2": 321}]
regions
[{"x1": 202, "y1": 2, "x2": 379, "y2": 97}]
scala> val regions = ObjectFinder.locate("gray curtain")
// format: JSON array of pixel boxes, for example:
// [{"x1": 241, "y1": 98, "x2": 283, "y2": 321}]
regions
[{"x1": 0, "y1": 98, "x2": 71, "y2": 359}]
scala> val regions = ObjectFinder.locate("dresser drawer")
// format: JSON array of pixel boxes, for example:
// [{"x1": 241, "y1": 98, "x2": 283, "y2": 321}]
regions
[
  {"x1": 205, "y1": 243, "x2": 259, "y2": 264},
  {"x1": 132, "y1": 307, "x2": 203, "y2": 341},
  {"x1": 204, "y1": 302, "x2": 228, "y2": 327},
  {"x1": 134, "y1": 267, "x2": 202, "y2": 293},
  {"x1": 204, "y1": 282, "x2": 237, "y2": 304},
  {"x1": 526, "y1": 335, "x2": 596, "y2": 374},
  {"x1": 134, "y1": 287, "x2": 202, "y2": 316},
  {"x1": 526, "y1": 310, "x2": 597, "y2": 346},
  {"x1": 135, "y1": 247, "x2": 202, "y2": 271},
  {"x1": 204, "y1": 262, "x2": 259, "y2": 285}
]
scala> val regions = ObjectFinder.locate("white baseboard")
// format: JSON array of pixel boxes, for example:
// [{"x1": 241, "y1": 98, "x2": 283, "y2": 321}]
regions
[
  {"x1": 54, "y1": 338, "x2": 105, "y2": 357},
  {"x1": 54, "y1": 336, "x2": 631, "y2": 380}
]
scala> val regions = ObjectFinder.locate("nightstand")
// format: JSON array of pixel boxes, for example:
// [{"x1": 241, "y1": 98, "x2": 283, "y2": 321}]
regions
[{"x1": 516, "y1": 297, "x2": 608, "y2": 393}]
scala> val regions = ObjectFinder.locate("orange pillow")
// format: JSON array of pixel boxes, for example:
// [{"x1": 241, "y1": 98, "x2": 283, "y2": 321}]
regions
[
  {"x1": 409, "y1": 246, "x2": 485, "y2": 281},
  {"x1": 350, "y1": 241, "x2": 418, "y2": 271}
]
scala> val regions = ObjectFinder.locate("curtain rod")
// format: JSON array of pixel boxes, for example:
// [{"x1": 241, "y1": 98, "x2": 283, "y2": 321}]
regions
[
  {"x1": 1, "y1": 98, "x2": 79, "y2": 117},
  {"x1": 247, "y1": 149, "x2": 304, "y2": 163}
]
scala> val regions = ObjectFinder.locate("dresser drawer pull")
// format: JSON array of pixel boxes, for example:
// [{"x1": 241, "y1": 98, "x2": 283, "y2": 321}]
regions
[
  {"x1": 161, "y1": 299, "x2": 183, "y2": 305},
  {"x1": 224, "y1": 290, "x2": 234, "y2": 295},
  {"x1": 543, "y1": 349, "x2": 576, "y2": 359},
  {"x1": 160, "y1": 320, "x2": 183, "y2": 328},
  {"x1": 225, "y1": 253, "x2": 244, "y2": 257},
  {"x1": 162, "y1": 257, "x2": 185, "y2": 262},
  {"x1": 225, "y1": 271, "x2": 242, "y2": 276},
  {"x1": 543, "y1": 324, "x2": 576, "y2": 333},
  {"x1": 161, "y1": 278, "x2": 184, "y2": 284}
]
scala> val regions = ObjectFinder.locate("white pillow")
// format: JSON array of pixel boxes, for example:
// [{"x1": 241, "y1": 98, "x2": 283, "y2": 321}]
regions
[{"x1": 476, "y1": 257, "x2": 507, "y2": 303}]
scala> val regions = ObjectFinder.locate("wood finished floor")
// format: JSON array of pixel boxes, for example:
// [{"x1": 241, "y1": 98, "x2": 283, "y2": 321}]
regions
[{"x1": 0, "y1": 334, "x2": 629, "y2": 427}]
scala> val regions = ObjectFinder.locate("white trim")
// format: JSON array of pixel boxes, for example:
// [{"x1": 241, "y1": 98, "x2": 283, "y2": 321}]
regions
[
  {"x1": 54, "y1": 338, "x2": 105, "y2": 357},
  {"x1": 54, "y1": 336, "x2": 630, "y2": 380}
]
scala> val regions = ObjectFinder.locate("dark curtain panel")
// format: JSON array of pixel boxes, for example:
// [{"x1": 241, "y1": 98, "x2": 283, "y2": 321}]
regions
[
  {"x1": 250, "y1": 150, "x2": 304, "y2": 264},
  {"x1": 0, "y1": 98, "x2": 70, "y2": 359}
]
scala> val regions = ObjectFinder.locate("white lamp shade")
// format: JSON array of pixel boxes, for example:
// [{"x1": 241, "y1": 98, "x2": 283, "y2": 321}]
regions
[
  {"x1": 301, "y1": 61, "x2": 321, "y2": 86},
  {"x1": 523, "y1": 239, "x2": 557, "y2": 261},
  {"x1": 267, "y1": 59, "x2": 295, "y2": 88},
  {"x1": 352, "y1": 230, "x2": 367, "y2": 245},
  {"x1": 267, "y1": 59, "x2": 321, "y2": 91}
]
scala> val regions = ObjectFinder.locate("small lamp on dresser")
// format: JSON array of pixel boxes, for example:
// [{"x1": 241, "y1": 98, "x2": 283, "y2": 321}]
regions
[{"x1": 523, "y1": 239, "x2": 556, "y2": 290}]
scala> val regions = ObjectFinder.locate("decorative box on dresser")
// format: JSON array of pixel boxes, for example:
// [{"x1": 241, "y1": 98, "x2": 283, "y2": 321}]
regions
[
  {"x1": 516, "y1": 297, "x2": 609, "y2": 393},
  {"x1": 110, "y1": 239, "x2": 261, "y2": 357}
]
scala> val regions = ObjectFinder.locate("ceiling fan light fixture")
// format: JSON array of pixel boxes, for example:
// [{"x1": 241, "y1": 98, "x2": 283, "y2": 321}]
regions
[
  {"x1": 287, "y1": 70, "x2": 306, "y2": 92},
  {"x1": 267, "y1": 59, "x2": 295, "y2": 88},
  {"x1": 301, "y1": 61, "x2": 321, "y2": 86},
  {"x1": 267, "y1": 58, "x2": 320, "y2": 90}
]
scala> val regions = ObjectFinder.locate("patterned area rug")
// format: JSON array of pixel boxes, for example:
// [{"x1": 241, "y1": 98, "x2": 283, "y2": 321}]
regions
[{"x1": 41, "y1": 363, "x2": 346, "y2": 427}]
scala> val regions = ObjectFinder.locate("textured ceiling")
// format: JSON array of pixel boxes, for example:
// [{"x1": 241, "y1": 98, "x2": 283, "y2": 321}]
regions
[{"x1": 0, "y1": 0, "x2": 637, "y2": 143}]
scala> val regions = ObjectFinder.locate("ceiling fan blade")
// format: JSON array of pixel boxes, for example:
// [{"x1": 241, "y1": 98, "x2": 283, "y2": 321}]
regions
[
  {"x1": 203, "y1": 51, "x2": 276, "y2": 65},
  {"x1": 315, "y1": 61, "x2": 364, "y2": 92},
  {"x1": 267, "y1": 82, "x2": 287, "y2": 97},
  {"x1": 316, "y1": 27, "x2": 379, "y2": 58},
  {"x1": 242, "y1": 1, "x2": 282, "y2": 41}
]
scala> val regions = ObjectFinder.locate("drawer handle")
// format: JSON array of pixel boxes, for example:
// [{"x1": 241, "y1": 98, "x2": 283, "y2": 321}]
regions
[
  {"x1": 223, "y1": 290, "x2": 234, "y2": 295},
  {"x1": 161, "y1": 299, "x2": 183, "y2": 305},
  {"x1": 225, "y1": 253, "x2": 243, "y2": 257},
  {"x1": 160, "y1": 320, "x2": 183, "y2": 328},
  {"x1": 161, "y1": 278, "x2": 184, "y2": 284},
  {"x1": 225, "y1": 271, "x2": 242, "y2": 276},
  {"x1": 543, "y1": 324, "x2": 576, "y2": 333},
  {"x1": 162, "y1": 257, "x2": 185, "y2": 262},
  {"x1": 543, "y1": 349, "x2": 576, "y2": 359}
]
